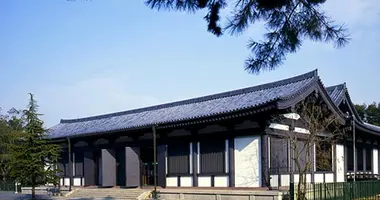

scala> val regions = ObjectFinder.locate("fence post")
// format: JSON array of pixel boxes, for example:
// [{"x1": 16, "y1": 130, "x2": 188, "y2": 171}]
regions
[{"x1": 290, "y1": 182, "x2": 294, "y2": 200}]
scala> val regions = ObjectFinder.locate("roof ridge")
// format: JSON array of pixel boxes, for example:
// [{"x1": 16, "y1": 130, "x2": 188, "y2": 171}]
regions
[{"x1": 60, "y1": 69, "x2": 317, "y2": 124}]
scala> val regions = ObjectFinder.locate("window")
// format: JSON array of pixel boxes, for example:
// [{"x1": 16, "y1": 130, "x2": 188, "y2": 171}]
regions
[
  {"x1": 316, "y1": 142, "x2": 332, "y2": 171},
  {"x1": 167, "y1": 142, "x2": 190, "y2": 174},
  {"x1": 75, "y1": 152, "x2": 84, "y2": 176},
  {"x1": 200, "y1": 140, "x2": 225, "y2": 174},
  {"x1": 366, "y1": 148, "x2": 372, "y2": 171},
  {"x1": 357, "y1": 147, "x2": 364, "y2": 171},
  {"x1": 270, "y1": 137, "x2": 289, "y2": 173}
]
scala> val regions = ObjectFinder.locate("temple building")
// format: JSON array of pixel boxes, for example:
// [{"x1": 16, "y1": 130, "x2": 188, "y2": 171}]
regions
[{"x1": 48, "y1": 70, "x2": 380, "y2": 189}]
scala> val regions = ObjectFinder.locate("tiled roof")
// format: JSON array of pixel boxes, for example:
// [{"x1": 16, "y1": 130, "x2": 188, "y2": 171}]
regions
[
  {"x1": 47, "y1": 70, "x2": 318, "y2": 139},
  {"x1": 327, "y1": 84, "x2": 380, "y2": 134},
  {"x1": 326, "y1": 84, "x2": 346, "y2": 105}
]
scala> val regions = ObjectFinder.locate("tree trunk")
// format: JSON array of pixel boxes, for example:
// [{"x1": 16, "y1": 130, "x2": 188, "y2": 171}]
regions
[{"x1": 32, "y1": 185, "x2": 35, "y2": 199}]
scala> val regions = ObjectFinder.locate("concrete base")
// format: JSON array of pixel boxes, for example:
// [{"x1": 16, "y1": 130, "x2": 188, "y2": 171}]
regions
[
  {"x1": 21, "y1": 186, "x2": 70, "y2": 196},
  {"x1": 158, "y1": 189, "x2": 283, "y2": 200}
]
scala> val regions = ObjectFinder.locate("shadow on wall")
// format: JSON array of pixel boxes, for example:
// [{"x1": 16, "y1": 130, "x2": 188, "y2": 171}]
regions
[{"x1": 234, "y1": 136, "x2": 261, "y2": 187}]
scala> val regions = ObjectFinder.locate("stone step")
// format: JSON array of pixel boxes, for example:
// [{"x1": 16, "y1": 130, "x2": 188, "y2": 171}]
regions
[{"x1": 66, "y1": 189, "x2": 149, "y2": 200}]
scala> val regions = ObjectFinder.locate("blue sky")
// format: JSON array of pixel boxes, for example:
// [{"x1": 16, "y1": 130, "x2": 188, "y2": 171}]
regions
[{"x1": 0, "y1": 0, "x2": 379, "y2": 127}]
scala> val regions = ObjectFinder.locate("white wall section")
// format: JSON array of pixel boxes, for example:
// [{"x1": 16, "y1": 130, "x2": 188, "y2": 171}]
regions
[
  {"x1": 180, "y1": 177, "x2": 193, "y2": 187},
  {"x1": 294, "y1": 127, "x2": 310, "y2": 134},
  {"x1": 166, "y1": 177, "x2": 178, "y2": 187},
  {"x1": 73, "y1": 178, "x2": 81, "y2": 186},
  {"x1": 336, "y1": 144, "x2": 345, "y2": 182},
  {"x1": 325, "y1": 173, "x2": 334, "y2": 183},
  {"x1": 64, "y1": 178, "x2": 70, "y2": 186},
  {"x1": 373, "y1": 149, "x2": 378, "y2": 175},
  {"x1": 214, "y1": 176, "x2": 229, "y2": 187},
  {"x1": 198, "y1": 176, "x2": 211, "y2": 187},
  {"x1": 314, "y1": 174, "x2": 324, "y2": 183},
  {"x1": 234, "y1": 136, "x2": 261, "y2": 187},
  {"x1": 270, "y1": 175, "x2": 278, "y2": 187},
  {"x1": 269, "y1": 123, "x2": 289, "y2": 131},
  {"x1": 281, "y1": 175, "x2": 290, "y2": 186}
]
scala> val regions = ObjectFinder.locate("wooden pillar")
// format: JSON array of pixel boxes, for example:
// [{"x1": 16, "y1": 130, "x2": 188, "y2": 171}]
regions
[
  {"x1": 228, "y1": 137, "x2": 235, "y2": 187},
  {"x1": 67, "y1": 138, "x2": 73, "y2": 191},
  {"x1": 261, "y1": 134, "x2": 269, "y2": 187},
  {"x1": 191, "y1": 129, "x2": 198, "y2": 187},
  {"x1": 157, "y1": 145, "x2": 166, "y2": 187}
]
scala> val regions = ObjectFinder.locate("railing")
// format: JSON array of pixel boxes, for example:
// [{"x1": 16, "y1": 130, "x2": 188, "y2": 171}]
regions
[
  {"x1": 289, "y1": 180, "x2": 380, "y2": 200},
  {"x1": 0, "y1": 181, "x2": 21, "y2": 193}
]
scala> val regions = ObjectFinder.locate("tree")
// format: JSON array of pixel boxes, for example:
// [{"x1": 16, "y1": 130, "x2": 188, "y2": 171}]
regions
[
  {"x1": 145, "y1": 0, "x2": 350, "y2": 74},
  {"x1": 355, "y1": 102, "x2": 380, "y2": 126},
  {"x1": 274, "y1": 95, "x2": 342, "y2": 199},
  {"x1": 9, "y1": 94, "x2": 61, "y2": 199},
  {"x1": 0, "y1": 108, "x2": 24, "y2": 182}
]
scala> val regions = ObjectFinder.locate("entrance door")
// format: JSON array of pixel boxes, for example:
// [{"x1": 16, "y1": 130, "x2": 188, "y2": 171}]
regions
[
  {"x1": 140, "y1": 147, "x2": 157, "y2": 186},
  {"x1": 116, "y1": 148, "x2": 126, "y2": 186}
]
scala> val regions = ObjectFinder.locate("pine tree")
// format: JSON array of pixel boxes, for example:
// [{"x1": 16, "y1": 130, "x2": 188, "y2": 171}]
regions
[
  {"x1": 145, "y1": 0, "x2": 350, "y2": 74},
  {"x1": 9, "y1": 93, "x2": 61, "y2": 199}
]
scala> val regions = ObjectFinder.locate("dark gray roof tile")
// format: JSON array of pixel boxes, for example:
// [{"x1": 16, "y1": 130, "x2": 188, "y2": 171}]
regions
[{"x1": 48, "y1": 70, "x2": 317, "y2": 139}]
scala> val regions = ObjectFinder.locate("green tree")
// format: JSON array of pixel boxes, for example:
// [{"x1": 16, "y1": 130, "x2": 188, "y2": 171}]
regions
[
  {"x1": 355, "y1": 102, "x2": 380, "y2": 126},
  {"x1": 0, "y1": 108, "x2": 24, "y2": 182},
  {"x1": 145, "y1": 0, "x2": 349, "y2": 73},
  {"x1": 9, "y1": 94, "x2": 61, "y2": 199}
]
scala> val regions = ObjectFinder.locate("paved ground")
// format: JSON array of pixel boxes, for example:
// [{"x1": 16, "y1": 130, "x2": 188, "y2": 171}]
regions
[
  {"x1": 0, "y1": 191, "x2": 52, "y2": 200},
  {"x1": 0, "y1": 192, "x2": 122, "y2": 200}
]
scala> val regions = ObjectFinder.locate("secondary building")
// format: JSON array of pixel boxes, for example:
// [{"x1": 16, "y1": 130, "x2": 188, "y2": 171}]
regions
[{"x1": 48, "y1": 70, "x2": 380, "y2": 189}]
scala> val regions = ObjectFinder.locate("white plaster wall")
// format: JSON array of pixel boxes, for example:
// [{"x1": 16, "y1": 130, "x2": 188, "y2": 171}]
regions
[
  {"x1": 373, "y1": 149, "x2": 378, "y2": 175},
  {"x1": 64, "y1": 178, "x2": 70, "y2": 186},
  {"x1": 314, "y1": 174, "x2": 324, "y2": 183},
  {"x1": 73, "y1": 178, "x2": 81, "y2": 186},
  {"x1": 270, "y1": 175, "x2": 279, "y2": 187},
  {"x1": 234, "y1": 136, "x2": 261, "y2": 187},
  {"x1": 294, "y1": 174, "x2": 311, "y2": 183},
  {"x1": 336, "y1": 144, "x2": 345, "y2": 182},
  {"x1": 60, "y1": 178, "x2": 63, "y2": 186},
  {"x1": 325, "y1": 173, "x2": 334, "y2": 183},
  {"x1": 214, "y1": 176, "x2": 228, "y2": 187},
  {"x1": 198, "y1": 176, "x2": 211, "y2": 187},
  {"x1": 166, "y1": 177, "x2": 178, "y2": 187},
  {"x1": 294, "y1": 127, "x2": 310, "y2": 134},
  {"x1": 281, "y1": 175, "x2": 290, "y2": 186},
  {"x1": 82, "y1": 178, "x2": 85, "y2": 186},
  {"x1": 180, "y1": 177, "x2": 192, "y2": 187},
  {"x1": 269, "y1": 123, "x2": 289, "y2": 131}
]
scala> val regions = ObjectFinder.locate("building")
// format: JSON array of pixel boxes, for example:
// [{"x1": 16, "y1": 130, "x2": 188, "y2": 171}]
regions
[{"x1": 48, "y1": 70, "x2": 380, "y2": 189}]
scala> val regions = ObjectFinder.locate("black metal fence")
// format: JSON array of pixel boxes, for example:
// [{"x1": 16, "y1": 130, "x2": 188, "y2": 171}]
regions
[
  {"x1": 0, "y1": 181, "x2": 21, "y2": 193},
  {"x1": 289, "y1": 180, "x2": 380, "y2": 200}
]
